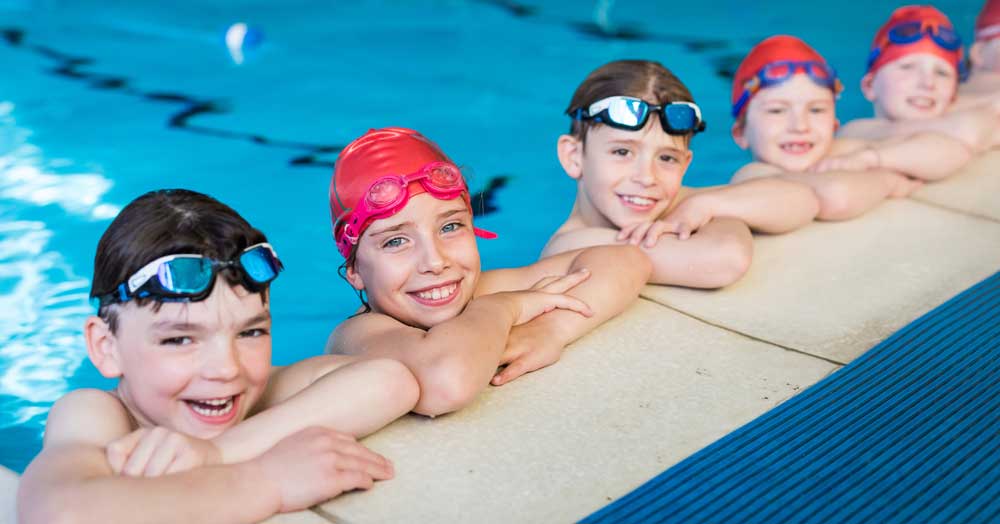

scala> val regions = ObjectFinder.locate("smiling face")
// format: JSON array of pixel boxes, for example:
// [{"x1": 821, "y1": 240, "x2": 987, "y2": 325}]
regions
[
  {"x1": 563, "y1": 115, "x2": 693, "y2": 229},
  {"x1": 347, "y1": 193, "x2": 481, "y2": 329},
  {"x1": 92, "y1": 279, "x2": 272, "y2": 440},
  {"x1": 971, "y1": 37, "x2": 1000, "y2": 73},
  {"x1": 734, "y1": 74, "x2": 837, "y2": 172},
  {"x1": 863, "y1": 53, "x2": 958, "y2": 121}
]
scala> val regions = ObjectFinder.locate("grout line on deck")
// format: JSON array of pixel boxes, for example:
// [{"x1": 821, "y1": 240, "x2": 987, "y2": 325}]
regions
[
  {"x1": 637, "y1": 297, "x2": 847, "y2": 367},
  {"x1": 908, "y1": 196, "x2": 1000, "y2": 224},
  {"x1": 309, "y1": 506, "x2": 354, "y2": 524}
]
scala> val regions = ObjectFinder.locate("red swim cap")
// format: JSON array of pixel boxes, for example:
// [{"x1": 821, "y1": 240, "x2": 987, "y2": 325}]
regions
[
  {"x1": 976, "y1": 0, "x2": 1000, "y2": 41},
  {"x1": 731, "y1": 35, "x2": 830, "y2": 119},
  {"x1": 330, "y1": 128, "x2": 461, "y2": 244},
  {"x1": 867, "y1": 5, "x2": 963, "y2": 75}
]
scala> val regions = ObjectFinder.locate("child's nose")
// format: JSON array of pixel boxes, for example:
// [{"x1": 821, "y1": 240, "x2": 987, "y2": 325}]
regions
[
  {"x1": 201, "y1": 341, "x2": 240, "y2": 381},
  {"x1": 789, "y1": 108, "x2": 811, "y2": 132},
  {"x1": 630, "y1": 160, "x2": 656, "y2": 186},
  {"x1": 417, "y1": 237, "x2": 448, "y2": 274}
]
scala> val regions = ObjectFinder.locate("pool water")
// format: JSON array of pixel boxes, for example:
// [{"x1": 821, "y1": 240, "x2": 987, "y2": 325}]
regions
[{"x1": 0, "y1": 0, "x2": 984, "y2": 473}]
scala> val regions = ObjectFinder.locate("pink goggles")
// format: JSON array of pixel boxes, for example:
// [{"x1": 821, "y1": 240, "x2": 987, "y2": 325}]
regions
[{"x1": 334, "y1": 161, "x2": 497, "y2": 257}]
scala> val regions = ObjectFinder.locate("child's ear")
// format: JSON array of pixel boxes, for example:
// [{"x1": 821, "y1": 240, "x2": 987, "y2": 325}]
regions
[
  {"x1": 557, "y1": 134, "x2": 584, "y2": 180},
  {"x1": 860, "y1": 73, "x2": 877, "y2": 102},
  {"x1": 85, "y1": 315, "x2": 122, "y2": 378},
  {"x1": 731, "y1": 121, "x2": 749, "y2": 149},
  {"x1": 970, "y1": 41, "x2": 983, "y2": 70},
  {"x1": 344, "y1": 263, "x2": 365, "y2": 291}
]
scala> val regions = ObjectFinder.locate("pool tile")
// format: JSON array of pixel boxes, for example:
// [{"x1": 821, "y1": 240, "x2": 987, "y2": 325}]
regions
[
  {"x1": 316, "y1": 299, "x2": 837, "y2": 523},
  {"x1": 911, "y1": 150, "x2": 1000, "y2": 222},
  {"x1": 641, "y1": 199, "x2": 1000, "y2": 363}
]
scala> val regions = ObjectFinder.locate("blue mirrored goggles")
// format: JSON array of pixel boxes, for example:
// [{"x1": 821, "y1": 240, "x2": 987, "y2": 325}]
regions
[
  {"x1": 571, "y1": 96, "x2": 707, "y2": 136},
  {"x1": 95, "y1": 243, "x2": 283, "y2": 308}
]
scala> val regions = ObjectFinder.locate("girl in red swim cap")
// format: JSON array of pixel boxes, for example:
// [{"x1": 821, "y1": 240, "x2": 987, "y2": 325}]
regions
[
  {"x1": 729, "y1": 35, "x2": 963, "y2": 220},
  {"x1": 840, "y1": 5, "x2": 1000, "y2": 156},
  {"x1": 326, "y1": 127, "x2": 650, "y2": 416}
]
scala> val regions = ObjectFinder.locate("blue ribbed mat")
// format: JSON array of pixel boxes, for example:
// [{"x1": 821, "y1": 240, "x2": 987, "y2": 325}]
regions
[{"x1": 583, "y1": 271, "x2": 1000, "y2": 524}]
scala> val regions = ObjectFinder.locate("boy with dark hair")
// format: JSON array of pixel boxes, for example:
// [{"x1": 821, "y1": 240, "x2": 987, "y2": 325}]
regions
[
  {"x1": 19, "y1": 189, "x2": 418, "y2": 524},
  {"x1": 543, "y1": 60, "x2": 820, "y2": 288}
]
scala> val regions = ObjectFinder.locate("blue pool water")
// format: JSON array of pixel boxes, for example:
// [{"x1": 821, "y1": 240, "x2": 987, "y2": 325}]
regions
[{"x1": 0, "y1": 0, "x2": 984, "y2": 473}]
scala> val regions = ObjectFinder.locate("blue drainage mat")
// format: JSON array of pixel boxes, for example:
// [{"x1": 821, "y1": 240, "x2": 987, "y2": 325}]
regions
[{"x1": 583, "y1": 271, "x2": 1000, "y2": 524}]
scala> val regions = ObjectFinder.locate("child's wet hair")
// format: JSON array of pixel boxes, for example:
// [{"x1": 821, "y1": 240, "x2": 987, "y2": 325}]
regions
[
  {"x1": 566, "y1": 59, "x2": 697, "y2": 145},
  {"x1": 90, "y1": 188, "x2": 269, "y2": 332}
]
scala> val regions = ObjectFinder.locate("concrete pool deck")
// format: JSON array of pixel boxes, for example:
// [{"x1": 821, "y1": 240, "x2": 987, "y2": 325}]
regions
[{"x1": 5, "y1": 152, "x2": 1000, "y2": 523}]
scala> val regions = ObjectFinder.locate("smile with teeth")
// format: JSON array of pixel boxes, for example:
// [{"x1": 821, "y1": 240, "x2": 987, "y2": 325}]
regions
[
  {"x1": 780, "y1": 141, "x2": 814, "y2": 154},
  {"x1": 185, "y1": 396, "x2": 236, "y2": 418},
  {"x1": 413, "y1": 282, "x2": 458, "y2": 301},
  {"x1": 619, "y1": 194, "x2": 657, "y2": 208},
  {"x1": 907, "y1": 96, "x2": 936, "y2": 110}
]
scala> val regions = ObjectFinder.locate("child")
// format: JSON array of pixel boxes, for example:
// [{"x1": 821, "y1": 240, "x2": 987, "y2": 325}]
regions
[
  {"x1": 729, "y1": 35, "x2": 953, "y2": 219},
  {"x1": 326, "y1": 127, "x2": 650, "y2": 413},
  {"x1": 541, "y1": 60, "x2": 820, "y2": 287},
  {"x1": 959, "y1": 0, "x2": 1000, "y2": 101},
  {"x1": 839, "y1": 5, "x2": 999, "y2": 154},
  {"x1": 18, "y1": 189, "x2": 419, "y2": 524}
]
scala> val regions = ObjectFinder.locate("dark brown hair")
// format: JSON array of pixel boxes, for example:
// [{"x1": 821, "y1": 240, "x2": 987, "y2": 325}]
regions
[
  {"x1": 90, "y1": 189, "x2": 269, "y2": 332},
  {"x1": 566, "y1": 59, "x2": 697, "y2": 144}
]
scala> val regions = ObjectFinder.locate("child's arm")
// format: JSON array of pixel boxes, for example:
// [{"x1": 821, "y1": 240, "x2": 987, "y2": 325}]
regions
[
  {"x1": 327, "y1": 274, "x2": 594, "y2": 417},
  {"x1": 542, "y1": 217, "x2": 753, "y2": 288},
  {"x1": 18, "y1": 390, "x2": 385, "y2": 524},
  {"x1": 656, "y1": 178, "x2": 819, "y2": 238},
  {"x1": 479, "y1": 245, "x2": 650, "y2": 385},
  {"x1": 839, "y1": 102, "x2": 1000, "y2": 153},
  {"x1": 815, "y1": 133, "x2": 973, "y2": 181}
]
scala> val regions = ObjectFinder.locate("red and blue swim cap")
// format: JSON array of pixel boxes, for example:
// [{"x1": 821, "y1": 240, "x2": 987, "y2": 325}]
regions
[
  {"x1": 867, "y1": 5, "x2": 963, "y2": 75},
  {"x1": 731, "y1": 35, "x2": 836, "y2": 119}
]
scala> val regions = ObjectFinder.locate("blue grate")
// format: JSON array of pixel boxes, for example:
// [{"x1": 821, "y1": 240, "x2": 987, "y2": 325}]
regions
[{"x1": 583, "y1": 271, "x2": 1000, "y2": 524}]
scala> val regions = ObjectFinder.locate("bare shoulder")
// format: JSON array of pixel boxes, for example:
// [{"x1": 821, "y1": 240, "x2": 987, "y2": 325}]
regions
[
  {"x1": 44, "y1": 389, "x2": 134, "y2": 448},
  {"x1": 326, "y1": 311, "x2": 418, "y2": 355},
  {"x1": 829, "y1": 137, "x2": 870, "y2": 155},
  {"x1": 837, "y1": 117, "x2": 884, "y2": 139},
  {"x1": 730, "y1": 162, "x2": 783, "y2": 183}
]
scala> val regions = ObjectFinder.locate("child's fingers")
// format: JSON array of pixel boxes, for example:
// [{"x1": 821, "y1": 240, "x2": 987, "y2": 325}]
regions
[
  {"x1": 538, "y1": 268, "x2": 590, "y2": 294},
  {"x1": 106, "y1": 429, "x2": 145, "y2": 474},
  {"x1": 143, "y1": 434, "x2": 184, "y2": 477},
  {"x1": 492, "y1": 358, "x2": 531, "y2": 385},
  {"x1": 642, "y1": 222, "x2": 668, "y2": 248},
  {"x1": 545, "y1": 294, "x2": 593, "y2": 317},
  {"x1": 529, "y1": 274, "x2": 562, "y2": 290},
  {"x1": 328, "y1": 469, "x2": 376, "y2": 494},
  {"x1": 628, "y1": 222, "x2": 654, "y2": 245},
  {"x1": 122, "y1": 428, "x2": 169, "y2": 477},
  {"x1": 616, "y1": 223, "x2": 639, "y2": 241}
]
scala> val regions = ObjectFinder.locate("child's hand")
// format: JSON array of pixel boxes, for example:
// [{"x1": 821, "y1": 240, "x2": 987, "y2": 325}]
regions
[
  {"x1": 616, "y1": 220, "x2": 675, "y2": 246},
  {"x1": 106, "y1": 426, "x2": 221, "y2": 477},
  {"x1": 886, "y1": 173, "x2": 924, "y2": 198},
  {"x1": 812, "y1": 147, "x2": 881, "y2": 173},
  {"x1": 254, "y1": 427, "x2": 393, "y2": 513},
  {"x1": 491, "y1": 321, "x2": 563, "y2": 386},
  {"x1": 659, "y1": 195, "x2": 719, "y2": 241},
  {"x1": 502, "y1": 269, "x2": 594, "y2": 325}
]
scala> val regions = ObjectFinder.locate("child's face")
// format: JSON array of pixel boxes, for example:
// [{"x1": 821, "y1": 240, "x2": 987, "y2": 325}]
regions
[
  {"x1": 349, "y1": 193, "x2": 481, "y2": 329},
  {"x1": 110, "y1": 280, "x2": 272, "y2": 439},
  {"x1": 971, "y1": 38, "x2": 1000, "y2": 73},
  {"x1": 864, "y1": 53, "x2": 957, "y2": 120},
  {"x1": 735, "y1": 75, "x2": 837, "y2": 172},
  {"x1": 572, "y1": 117, "x2": 693, "y2": 228}
]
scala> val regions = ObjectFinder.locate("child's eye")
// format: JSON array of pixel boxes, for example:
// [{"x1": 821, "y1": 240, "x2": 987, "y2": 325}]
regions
[
  {"x1": 935, "y1": 68, "x2": 953, "y2": 78},
  {"x1": 765, "y1": 107, "x2": 786, "y2": 115},
  {"x1": 441, "y1": 221, "x2": 465, "y2": 234},
  {"x1": 659, "y1": 154, "x2": 679, "y2": 163},
  {"x1": 809, "y1": 106, "x2": 830, "y2": 114},
  {"x1": 611, "y1": 148, "x2": 631, "y2": 156},
  {"x1": 382, "y1": 236, "x2": 407, "y2": 249},
  {"x1": 239, "y1": 328, "x2": 269, "y2": 338},
  {"x1": 160, "y1": 336, "x2": 193, "y2": 346}
]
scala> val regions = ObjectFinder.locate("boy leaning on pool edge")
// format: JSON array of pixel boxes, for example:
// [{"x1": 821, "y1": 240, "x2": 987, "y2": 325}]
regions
[{"x1": 18, "y1": 189, "x2": 418, "y2": 524}]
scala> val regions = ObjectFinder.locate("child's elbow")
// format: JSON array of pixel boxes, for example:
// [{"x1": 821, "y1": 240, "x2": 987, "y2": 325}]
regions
[
  {"x1": 813, "y1": 181, "x2": 855, "y2": 221},
  {"x1": 365, "y1": 358, "x2": 421, "y2": 413},
  {"x1": 702, "y1": 231, "x2": 753, "y2": 288},
  {"x1": 412, "y1": 357, "x2": 482, "y2": 417}
]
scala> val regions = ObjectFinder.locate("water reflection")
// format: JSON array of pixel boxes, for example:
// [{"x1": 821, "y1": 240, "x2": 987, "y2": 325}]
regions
[{"x1": 0, "y1": 101, "x2": 119, "y2": 467}]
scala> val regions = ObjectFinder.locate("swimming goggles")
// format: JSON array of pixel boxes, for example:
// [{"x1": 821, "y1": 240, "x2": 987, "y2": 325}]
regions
[
  {"x1": 96, "y1": 243, "x2": 283, "y2": 307},
  {"x1": 571, "y1": 96, "x2": 706, "y2": 135},
  {"x1": 732, "y1": 61, "x2": 843, "y2": 117},
  {"x1": 867, "y1": 21, "x2": 963, "y2": 71},
  {"x1": 334, "y1": 161, "x2": 496, "y2": 257}
]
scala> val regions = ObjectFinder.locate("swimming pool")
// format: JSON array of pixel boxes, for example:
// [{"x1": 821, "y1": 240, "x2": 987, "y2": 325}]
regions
[{"x1": 0, "y1": 0, "x2": 984, "y2": 473}]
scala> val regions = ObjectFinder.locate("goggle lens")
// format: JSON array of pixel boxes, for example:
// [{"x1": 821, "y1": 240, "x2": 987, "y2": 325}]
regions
[
  {"x1": 606, "y1": 98, "x2": 647, "y2": 127},
  {"x1": 762, "y1": 62, "x2": 794, "y2": 79},
  {"x1": 426, "y1": 164, "x2": 462, "y2": 191},
  {"x1": 367, "y1": 178, "x2": 405, "y2": 207},
  {"x1": 664, "y1": 104, "x2": 697, "y2": 132},
  {"x1": 157, "y1": 258, "x2": 212, "y2": 294},
  {"x1": 239, "y1": 246, "x2": 281, "y2": 284}
]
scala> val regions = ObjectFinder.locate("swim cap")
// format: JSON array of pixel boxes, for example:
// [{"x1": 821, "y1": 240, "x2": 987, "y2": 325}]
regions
[
  {"x1": 976, "y1": 0, "x2": 1000, "y2": 41},
  {"x1": 867, "y1": 5, "x2": 963, "y2": 75},
  {"x1": 330, "y1": 127, "x2": 491, "y2": 258},
  {"x1": 731, "y1": 35, "x2": 833, "y2": 119}
]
